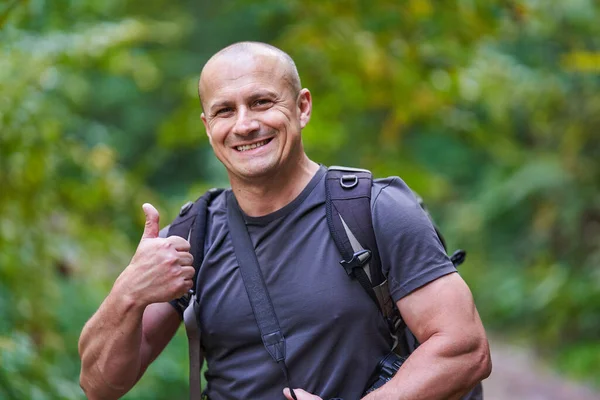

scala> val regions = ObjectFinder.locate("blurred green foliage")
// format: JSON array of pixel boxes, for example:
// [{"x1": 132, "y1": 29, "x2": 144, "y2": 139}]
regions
[{"x1": 1, "y1": 0, "x2": 599, "y2": 398}]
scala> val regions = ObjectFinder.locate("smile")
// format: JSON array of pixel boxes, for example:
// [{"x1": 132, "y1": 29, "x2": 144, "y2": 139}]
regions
[{"x1": 235, "y1": 139, "x2": 271, "y2": 152}]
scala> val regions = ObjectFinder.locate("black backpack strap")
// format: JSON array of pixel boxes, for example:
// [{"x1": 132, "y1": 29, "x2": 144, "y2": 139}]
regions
[
  {"x1": 167, "y1": 188, "x2": 223, "y2": 400},
  {"x1": 226, "y1": 192, "x2": 297, "y2": 400},
  {"x1": 325, "y1": 167, "x2": 407, "y2": 348},
  {"x1": 168, "y1": 188, "x2": 224, "y2": 294},
  {"x1": 325, "y1": 166, "x2": 389, "y2": 314}
]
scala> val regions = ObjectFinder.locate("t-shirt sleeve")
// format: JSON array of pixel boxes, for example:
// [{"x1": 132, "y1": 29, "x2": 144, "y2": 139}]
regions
[{"x1": 372, "y1": 177, "x2": 456, "y2": 302}]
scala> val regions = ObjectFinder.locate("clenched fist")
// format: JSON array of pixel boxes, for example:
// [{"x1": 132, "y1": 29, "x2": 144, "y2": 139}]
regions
[{"x1": 113, "y1": 203, "x2": 195, "y2": 307}]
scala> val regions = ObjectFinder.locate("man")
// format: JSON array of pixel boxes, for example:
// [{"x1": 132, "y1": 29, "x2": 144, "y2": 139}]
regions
[{"x1": 78, "y1": 41, "x2": 491, "y2": 399}]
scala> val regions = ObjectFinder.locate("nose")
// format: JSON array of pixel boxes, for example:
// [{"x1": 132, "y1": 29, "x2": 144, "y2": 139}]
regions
[{"x1": 232, "y1": 107, "x2": 260, "y2": 136}]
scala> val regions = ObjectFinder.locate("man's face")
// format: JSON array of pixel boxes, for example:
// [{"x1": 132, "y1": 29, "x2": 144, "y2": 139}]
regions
[{"x1": 200, "y1": 53, "x2": 311, "y2": 182}]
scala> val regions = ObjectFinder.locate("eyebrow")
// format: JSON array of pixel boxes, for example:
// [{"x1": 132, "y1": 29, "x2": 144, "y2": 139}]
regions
[{"x1": 247, "y1": 90, "x2": 278, "y2": 102}]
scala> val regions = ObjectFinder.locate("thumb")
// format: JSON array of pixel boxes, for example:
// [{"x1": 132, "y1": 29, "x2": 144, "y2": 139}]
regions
[{"x1": 141, "y1": 203, "x2": 160, "y2": 239}]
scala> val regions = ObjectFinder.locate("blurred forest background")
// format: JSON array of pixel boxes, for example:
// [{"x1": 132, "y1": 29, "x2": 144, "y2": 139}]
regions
[{"x1": 1, "y1": 0, "x2": 599, "y2": 398}]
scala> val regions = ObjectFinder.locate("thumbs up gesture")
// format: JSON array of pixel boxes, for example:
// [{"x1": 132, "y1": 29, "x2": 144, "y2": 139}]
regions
[{"x1": 114, "y1": 204, "x2": 195, "y2": 307}]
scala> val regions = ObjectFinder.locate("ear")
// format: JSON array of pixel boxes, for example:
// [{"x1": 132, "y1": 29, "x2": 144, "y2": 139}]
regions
[
  {"x1": 201, "y1": 112, "x2": 212, "y2": 144},
  {"x1": 297, "y1": 89, "x2": 312, "y2": 129}
]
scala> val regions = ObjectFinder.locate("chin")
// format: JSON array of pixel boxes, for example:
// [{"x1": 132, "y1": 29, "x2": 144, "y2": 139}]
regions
[
  {"x1": 232, "y1": 161, "x2": 280, "y2": 181},
  {"x1": 241, "y1": 167, "x2": 277, "y2": 179}
]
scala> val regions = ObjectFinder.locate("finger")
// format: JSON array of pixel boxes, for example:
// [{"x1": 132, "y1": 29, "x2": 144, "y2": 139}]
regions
[
  {"x1": 181, "y1": 266, "x2": 195, "y2": 280},
  {"x1": 283, "y1": 388, "x2": 294, "y2": 400},
  {"x1": 176, "y1": 279, "x2": 194, "y2": 298},
  {"x1": 166, "y1": 235, "x2": 191, "y2": 251},
  {"x1": 141, "y1": 203, "x2": 160, "y2": 239},
  {"x1": 283, "y1": 388, "x2": 321, "y2": 400},
  {"x1": 177, "y1": 252, "x2": 194, "y2": 266}
]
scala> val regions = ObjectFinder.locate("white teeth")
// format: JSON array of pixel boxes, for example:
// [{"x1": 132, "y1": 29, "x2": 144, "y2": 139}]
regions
[{"x1": 236, "y1": 140, "x2": 268, "y2": 152}]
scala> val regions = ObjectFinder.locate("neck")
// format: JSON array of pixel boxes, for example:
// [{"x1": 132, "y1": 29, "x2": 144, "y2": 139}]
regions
[{"x1": 230, "y1": 154, "x2": 320, "y2": 217}]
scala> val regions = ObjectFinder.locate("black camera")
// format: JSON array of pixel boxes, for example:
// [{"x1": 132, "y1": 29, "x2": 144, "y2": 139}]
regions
[{"x1": 363, "y1": 352, "x2": 407, "y2": 395}]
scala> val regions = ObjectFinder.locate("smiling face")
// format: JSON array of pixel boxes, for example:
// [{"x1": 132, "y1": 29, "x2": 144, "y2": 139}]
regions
[{"x1": 200, "y1": 47, "x2": 311, "y2": 184}]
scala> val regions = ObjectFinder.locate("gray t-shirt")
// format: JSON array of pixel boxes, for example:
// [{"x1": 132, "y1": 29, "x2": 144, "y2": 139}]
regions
[{"x1": 173, "y1": 166, "x2": 456, "y2": 400}]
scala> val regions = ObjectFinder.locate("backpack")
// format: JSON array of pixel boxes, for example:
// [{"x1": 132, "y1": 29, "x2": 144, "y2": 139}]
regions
[{"x1": 167, "y1": 166, "x2": 482, "y2": 400}]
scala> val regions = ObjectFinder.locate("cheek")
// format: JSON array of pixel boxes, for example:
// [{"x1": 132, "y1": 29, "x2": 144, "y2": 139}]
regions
[
  {"x1": 208, "y1": 122, "x2": 230, "y2": 145},
  {"x1": 265, "y1": 109, "x2": 295, "y2": 132}
]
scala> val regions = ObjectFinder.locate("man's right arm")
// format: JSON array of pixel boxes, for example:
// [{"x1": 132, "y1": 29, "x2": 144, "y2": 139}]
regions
[
  {"x1": 78, "y1": 203, "x2": 195, "y2": 399},
  {"x1": 78, "y1": 299, "x2": 180, "y2": 399}
]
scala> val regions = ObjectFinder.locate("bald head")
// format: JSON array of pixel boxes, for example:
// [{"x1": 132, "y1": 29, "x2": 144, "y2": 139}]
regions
[{"x1": 198, "y1": 42, "x2": 302, "y2": 108}]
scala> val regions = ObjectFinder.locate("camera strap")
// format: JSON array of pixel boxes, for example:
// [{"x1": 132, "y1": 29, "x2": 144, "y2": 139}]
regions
[{"x1": 226, "y1": 192, "x2": 298, "y2": 400}]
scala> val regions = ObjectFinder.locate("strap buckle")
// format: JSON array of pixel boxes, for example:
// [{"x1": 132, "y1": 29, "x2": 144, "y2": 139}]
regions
[
  {"x1": 450, "y1": 249, "x2": 466, "y2": 266},
  {"x1": 340, "y1": 174, "x2": 359, "y2": 189},
  {"x1": 179, "y1": 201, "x2": 194, "y2": 216},
  {"x1": 340, "y1": 249, "x2": 372, "y2": 276}
]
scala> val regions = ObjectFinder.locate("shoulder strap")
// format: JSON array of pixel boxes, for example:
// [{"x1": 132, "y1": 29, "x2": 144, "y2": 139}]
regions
[
  {"x1": 167, "y1": 188, "x2": 224, "y2": 286},
  {"x1": 326, "y1": 167, "x2": 424, "y2": 364},
  {"x1": 226, "y1": 192, "x2": 298, "y2": 400},
  {"x1": 167, "y1": 188, "x2": 223, "y2": 400},
  {"x1": 325, "y1": 167, "x2": 389, "y2": 314}
]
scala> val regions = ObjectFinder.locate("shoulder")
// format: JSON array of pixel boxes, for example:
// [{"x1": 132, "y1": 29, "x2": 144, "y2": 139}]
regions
[
  {"x1": 369, "y1": 175, "x2": 456, "y2": 300},
  {"x1": 324, "y1": 166, "x2": 422, "y2": 219},
  {"x1": 162, "y1": 188, "x2": 230, "y2": 237},
  {"x1": 207, "y1": 188, "x2": 229, "y2": 214},
  {"x1": 370, "y1": 175, "x2": 439, "y2": 244},
  {"x1": 371, "y1": 176, "x2": 422, "y2": 215}
]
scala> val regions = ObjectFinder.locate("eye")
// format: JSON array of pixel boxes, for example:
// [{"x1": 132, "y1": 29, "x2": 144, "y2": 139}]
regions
[
  {"x1": 215, "y1": 107, "x2": 233, "y2": 116},
  {"x1": 253, "y1": 99, "x2": 272, "y2": 107}
]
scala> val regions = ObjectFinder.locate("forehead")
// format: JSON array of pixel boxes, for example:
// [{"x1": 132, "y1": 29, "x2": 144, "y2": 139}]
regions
[{"x1": 201, "y1": 53, "x2": 290, "y2": 105}]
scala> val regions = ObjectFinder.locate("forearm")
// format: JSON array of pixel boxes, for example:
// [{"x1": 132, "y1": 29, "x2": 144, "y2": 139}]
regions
[
  {"x1": 363, "y1": 333, "x2": 491, "y2": 400},
  {"x1": 78, "y1": 285, "x2": 146, "y2": 399}
]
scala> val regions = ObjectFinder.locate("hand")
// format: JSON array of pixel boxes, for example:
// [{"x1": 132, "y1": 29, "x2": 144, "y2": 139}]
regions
[
  {"x1": 283, "y1": 388, "x2": 323, "y2": 400},
  {"x1": 114, "y1": 203, "x2": 195, "y2": 306}
]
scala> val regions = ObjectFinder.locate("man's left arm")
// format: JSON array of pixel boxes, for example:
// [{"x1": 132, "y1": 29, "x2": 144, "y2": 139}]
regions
[
  {"x1": 364, "y1": 271, "x2": 491, "y2": 400},
  {"x1": 284, "y1": 272, "x2": 491, "y2": 400},
  {"x1": 284, "y1": 178, "x2": 491, "y2": 400}
]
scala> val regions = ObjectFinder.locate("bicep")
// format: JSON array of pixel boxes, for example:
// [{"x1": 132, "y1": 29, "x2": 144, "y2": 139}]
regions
[
  {"x1": 396, "y1": 272, "x2": 486, "y2": 347},
  {"x1": 139, "y1": 302, "x2": 181, "y2": 374}
]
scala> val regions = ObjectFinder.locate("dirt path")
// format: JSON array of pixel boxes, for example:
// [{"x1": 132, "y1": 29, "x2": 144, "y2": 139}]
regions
[{"x1": 482, "y1": 340, "x2": 599, "y2": 400}]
